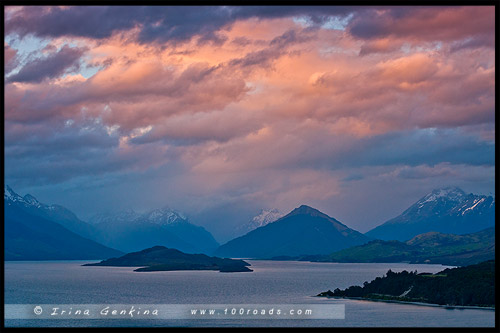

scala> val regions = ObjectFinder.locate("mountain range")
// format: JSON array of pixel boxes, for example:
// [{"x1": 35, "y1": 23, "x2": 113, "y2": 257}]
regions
[
  {"x1": 88, "y1": 208, "x2": 219, "y2": 254},
  {"x1": 5, "y1": 186, "x2": 123, "y2": 260},
  {"x1": 4, "y1": 186, "x2": 219, "y2": 258},
  {"x1": 4, "y1": 185, "x2": 494, "y2": 264},
  {"x1": 5, "y1": 185, "x2": 96, "y2": 238},
  {"x1": 366, "y1": 187, "x2": 495, "y2": 241}
]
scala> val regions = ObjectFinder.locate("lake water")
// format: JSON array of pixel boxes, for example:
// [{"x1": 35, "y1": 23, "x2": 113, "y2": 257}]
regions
[{"x1": 4, "y1": 260, "x2": 495, "y2": 327}]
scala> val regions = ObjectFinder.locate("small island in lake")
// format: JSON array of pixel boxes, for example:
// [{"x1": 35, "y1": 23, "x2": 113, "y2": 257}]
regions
[
  {"x1": 318, "y1": 260, "x2": 494, "y2": 308},
  {"x1": 83, "y1": 245, "x2": 253, "y2": 272}
]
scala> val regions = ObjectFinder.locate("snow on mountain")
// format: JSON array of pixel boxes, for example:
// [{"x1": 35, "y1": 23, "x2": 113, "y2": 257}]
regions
[
  {"x1": 23, "y1": 194, "x2": 43, "y2": 208},
  {"x1": 5, "y1": 185, "x2": 23, "y2": 203},
  {"x1": 216, "y1": 205, "x2": 369, "y2": 258},
  {"x1": 5, "y1": 185, "x2": 47, "y2": 209},
  {"x1": 4, "y1": 185, "x2": 64, "y2": 212},
  {"x1": 417, "y1": 187, "x2": 465, "y2": 207},
  {"x1": 451, "y1": 195, "x2": 494, "y2": 216},
  {"x1": 407, "y1": 186, "x2": 493, "y2": 217},
  {"x1": 366, "y1": 186, "x2": 495, "y2": 241},
  {"x1": 4, "y1": 185, "x2": 99, "y2": 240},
  {"x1": 236, "y1": 208, "x2": 284, "y2": 235},
  {"x1": 145, "y1": 207, "x2": 187, "y2": 225},
  {"x1": 88, "y1": 207, "x2": 218, "y2": 254},
  {"x1": 252, "y1": 208, "x2": 284, "y2": 227},
  {"x1": 89, "y1": 207, "x2": 188, "y2": 227}
]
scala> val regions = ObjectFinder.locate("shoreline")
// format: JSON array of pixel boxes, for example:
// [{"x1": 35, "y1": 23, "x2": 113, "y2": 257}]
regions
[{"x1": 317, "y1": 295, "x2": 495, "y2": 311}]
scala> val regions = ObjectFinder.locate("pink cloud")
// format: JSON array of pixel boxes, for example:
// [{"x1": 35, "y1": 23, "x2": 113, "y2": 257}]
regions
[{"x1": 4, "y1": 7, "x2": 495, "y2": 189}]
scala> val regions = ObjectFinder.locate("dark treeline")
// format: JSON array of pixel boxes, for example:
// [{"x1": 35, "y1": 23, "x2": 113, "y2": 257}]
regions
[{"x1": 318, "y1": 260, "x2": 495, "y2": 307}]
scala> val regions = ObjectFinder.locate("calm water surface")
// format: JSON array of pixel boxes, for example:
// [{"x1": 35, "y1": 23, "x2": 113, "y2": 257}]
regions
[{"x1": 4, "y1": 260, "x2": 494, "y2": 327}]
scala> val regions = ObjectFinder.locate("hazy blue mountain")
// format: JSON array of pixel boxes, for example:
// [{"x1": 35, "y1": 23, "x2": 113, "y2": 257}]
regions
[
  {"x1": 215, "y1": 205, "x2": 370, "y2": 258},
  {"x1": 366, "y1": 187, "x2": 495, "y2": 241},
  {"x1": 5, "y1": 199, "x2": 123, "y2": 261},
  {"x1": 88, "y1": 209, "x2": 141, "y2": 225},
  {"x1": 5, "y1": 185, "x2": 218, "y2": 256},
  {"x1": 4, "y1": 185, "x2": 96, "y2": 239},
  {"x1": 89, "y1": 208, "x2": 219, "y2": 254}
]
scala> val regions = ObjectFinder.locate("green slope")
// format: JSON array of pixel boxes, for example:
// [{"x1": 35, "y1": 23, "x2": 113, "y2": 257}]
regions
[{"x1": 309, "y1": 227, "x2": 494, "y2": 266}]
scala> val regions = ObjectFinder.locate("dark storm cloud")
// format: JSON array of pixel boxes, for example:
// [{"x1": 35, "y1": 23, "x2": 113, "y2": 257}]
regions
[
  {"x1": 449, "y1": 34, "x2": 495, "y2": 53},
  {"x1": 4, "y1": 118, "x2": 118, "y2": 160},
  {"x1": 394, "y1": 164, "x2": 455, "y2": 180},
  {"x1": 262, "y1": 127, "x2": 495, "y2": 175},
  {"x1": 333, "y1": 129, "x2": 495, "y2": 169},
  {"x1": 4, "y1": 117, "x2": 168, "y2": 185},
  {"x1": 5, "y1": 6, "x2": 358, "y2": 44},
  {"x1": 7, "y1": 45, "x2": 86, "y2": 83},
  {"x1": 348, "y1": 6, "x2": 494, "y2": 43},
  {"x1": 229, "y1": 6, "x2": 357, "y2": 22},
  {"x1": 6, "y1": 6, "x2": 139, "y2": 39}
]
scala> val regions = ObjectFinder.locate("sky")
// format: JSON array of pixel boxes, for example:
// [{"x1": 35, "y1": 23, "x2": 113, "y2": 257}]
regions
[{"x1": 4, "y1": 6, "x2": 495, "y2": 242}]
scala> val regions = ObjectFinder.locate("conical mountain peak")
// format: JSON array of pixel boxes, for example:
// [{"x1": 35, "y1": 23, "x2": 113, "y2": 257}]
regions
[{"x1": 289, "y1": 204, "x2": 323, "y2": 216}]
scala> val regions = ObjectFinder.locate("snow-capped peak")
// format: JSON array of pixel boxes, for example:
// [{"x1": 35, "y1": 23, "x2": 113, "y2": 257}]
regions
[
  {"x1": 252, "y1": 208, "x2": 284, "y2": 227},
  {"x1": 89, "y1": 207, "x2": 188, "y2": 226},
  {"x1": 237, "y1": 208, "x2": 284, "y2": 234},
  {"x1": 410, "y1": 186, "x2": 494, "y2": 218},
  {"x1": 419, "y1": 187, "x2": 465, "y2": 205},
  {"x1": 23, "y1": 194, "x2": 43, "y2": 208},
  {"x1": 5, "y1": 185, "x2": 45, "y2": 209},
  {"x1": 146, "y1": 207, "x2": 186, "y2": 225},
  {"x1": 5, "y1": 185, "x2": 22, "y2": 202}
]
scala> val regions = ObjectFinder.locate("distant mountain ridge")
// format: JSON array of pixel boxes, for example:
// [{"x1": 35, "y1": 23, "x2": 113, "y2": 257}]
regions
[
  {"x1": 366, "y1": 187, "x2": 495, "y2": 241},
  {"x1": 5, "y1": 186, "x2": 123, "y2": 260},
  {"x1": 6, "y1": 184, "x2": 493, "y2": 263},
  {"x1": 5, "y1": 185, "x2": 219, "y2": 256},
  {"x1": 5, "y1": 185, "x2": 96, "y2": 239},
  {"x1": 90, "y1": 207, "x2": 189, "y2": 227},
  {"x1": 215, "y1": 205, "x2": 370, "y2": 258},
  {"x1": 88, "y1": 209, "x2": 141, "y2": 225},
  {"x1": 89, "y1": 207, "x2": 219, "y2": 254}
]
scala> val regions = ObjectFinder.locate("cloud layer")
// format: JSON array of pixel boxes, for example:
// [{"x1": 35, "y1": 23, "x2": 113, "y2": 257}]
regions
[{"x1": 4, "y1": 6, "x2": 495, "y2": 240}]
